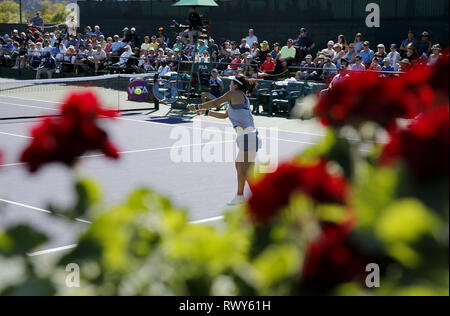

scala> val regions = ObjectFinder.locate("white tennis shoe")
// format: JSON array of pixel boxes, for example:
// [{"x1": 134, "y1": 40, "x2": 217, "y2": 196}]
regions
[{"x1": 227, "y1": 195, "x2": 245, "y2": 206}]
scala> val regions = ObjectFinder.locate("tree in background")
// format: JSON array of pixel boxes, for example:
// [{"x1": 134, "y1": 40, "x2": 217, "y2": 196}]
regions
[
  {"x1": 0, "y1": 0, "x2": 68, "y2": 25},
  {"x1": 0, "y1": 1, "x2": 20, "y2": 23},
  {"x1": 25, "y1": 0, "x2": 69, "y2": 25}
]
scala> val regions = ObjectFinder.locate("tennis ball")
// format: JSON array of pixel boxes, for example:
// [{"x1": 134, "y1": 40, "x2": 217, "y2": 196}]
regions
[{"x1": 135, "y1": 88, "x2": 142, "y2": 95}]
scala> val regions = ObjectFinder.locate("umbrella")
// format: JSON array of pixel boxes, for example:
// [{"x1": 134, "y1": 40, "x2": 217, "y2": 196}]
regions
[{"x1": 172, "y1": 0, "x2": 219, "y2": 7}]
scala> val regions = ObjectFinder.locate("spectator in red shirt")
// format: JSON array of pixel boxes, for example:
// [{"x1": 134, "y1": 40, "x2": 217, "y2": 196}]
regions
[
  {"x1": 259, "y1": 54, "x2": 275, "y2": 79},
  {"x1": 230, "y1": 52, "x2": 242, "y2": 71}
]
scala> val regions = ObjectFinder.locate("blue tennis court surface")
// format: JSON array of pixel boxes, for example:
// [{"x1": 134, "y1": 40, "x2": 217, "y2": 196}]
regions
[{"x1": 0, "y1": 94, "x2": 325, "y2": 254}]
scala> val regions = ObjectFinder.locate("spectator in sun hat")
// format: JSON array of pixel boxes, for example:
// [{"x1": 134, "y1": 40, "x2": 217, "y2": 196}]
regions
[
  {"x1": 296, "y1": 54, "x2": 314, "y2": 80},
  {"x1": 387, "y1": 43, "x2": 401, "y2": 70},
  {"x1": 173, "y1": 36, "x2": 183, "y2": 52},
  {"x1": 417, "y1": 31, "x2": 432, "y2": 56},
  {"x1": 398, "y1": 58, "x2": 410, "y2": 72},
  {"x1": 197, "y1": 38, "x2": 209, "y2": 55},
  {"x1": 321, "y1": 40, "x2": 336, "y2": 59},
  {"x1": 428, "y1": 44, "x2": 442, "y2": 66},
  {"x1": 359, "y1": 41, "x2": 374, "y2": 65},
  {"x1": 332, "y1": 43, "x2": 345, "y2": 68},
  {"x1": 400, "y1": 30, "x2": 418, "y2": 57}
]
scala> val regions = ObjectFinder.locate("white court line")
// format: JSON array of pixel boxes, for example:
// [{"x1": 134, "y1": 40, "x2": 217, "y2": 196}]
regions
[
  {"x1": 0, "y1": 94, "x2": 327, "y2": 137},
  {"x1": 0, "y1": 100, "x2": 58, "y2": 112},
  {"x1": 0, "y1": 131, "x2": 32, "y2": 139},
  {"x1": 26, "y1": 215, "x2": 226, "y2": 257},
  {"x1": 28, "y1": 244, "x2": 78, "y2": 257},
  {"x1": 0, "y1": 196, "x2": 225, "y2": 257},
  {"x1": 0, "y1": 198, "x2": 91, "y2": 224},
  {"x1": 0, "y1": 140, "x2": 236, "y2": 168}
]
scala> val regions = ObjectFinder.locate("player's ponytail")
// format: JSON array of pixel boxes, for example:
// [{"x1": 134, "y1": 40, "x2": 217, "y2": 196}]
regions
[{"x1": 234, "y1": 74, "x2": 258, "y2": 94}]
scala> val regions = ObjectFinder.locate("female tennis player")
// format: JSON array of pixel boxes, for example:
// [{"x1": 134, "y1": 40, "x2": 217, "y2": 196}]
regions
[{"x1": 188, "y1": 74, "x2": 260, "y2": 205}]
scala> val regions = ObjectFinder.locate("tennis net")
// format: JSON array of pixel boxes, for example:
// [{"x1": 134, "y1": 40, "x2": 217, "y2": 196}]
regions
[{"x1": 0, "y1": 73, "x2": 157, "y2": 120}]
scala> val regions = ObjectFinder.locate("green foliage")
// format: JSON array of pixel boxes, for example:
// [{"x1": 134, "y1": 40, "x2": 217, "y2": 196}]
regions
[{"x1": 0, "y1": 0, "x2": 20, "y2": 23}]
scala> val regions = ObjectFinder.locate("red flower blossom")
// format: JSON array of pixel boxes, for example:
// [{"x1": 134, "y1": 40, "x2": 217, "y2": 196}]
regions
[
  {"x1": 380, "y1": 106, "x2": 449, "y2": 181},
  {"x1": 315, "y1": 71, "x2": 421, "y2": 129},
  {"x1": 302, "y1": 219, "x2": 369, "y2": 292},
  {"x1": 315, "y1": 53, "x2": 449, "y2": 130},
  {"x1": 20, "y1": 92, "x2": 120, "y2": 173},
  {"x1": 247, "y1": 160, "x2": 349, "y2": 223}
]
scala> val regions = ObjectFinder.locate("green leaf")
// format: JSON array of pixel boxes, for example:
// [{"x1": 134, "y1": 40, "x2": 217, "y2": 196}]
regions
[{"x1": 0, "y1": 225, "x2": 48, "y2": 256}]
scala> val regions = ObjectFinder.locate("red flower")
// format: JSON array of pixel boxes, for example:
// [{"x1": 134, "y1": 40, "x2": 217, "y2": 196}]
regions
[
  {"x1": 380, "y1": 106, "x2": 449, "y2": 181},
  {"x1": 20, "y1": 92, "x2": 120, "y2": 173},
  {"x1": 247, "y1": 160, "x2": 348, "y2": 223},
  {"x1": 302, "y1": 219, "x2": 369, "y2": 292},
  {"x1": 315, "y1": 71, "x2": 421, "y2": 129},
  {"x1": 315, "y1": 53, "x2": 449, "y2": 130}
]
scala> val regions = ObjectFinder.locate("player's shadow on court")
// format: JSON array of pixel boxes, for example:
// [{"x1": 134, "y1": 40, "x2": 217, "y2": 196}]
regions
[{"x1": 145, "y1": 116, "x2": 192, "y2": 125}]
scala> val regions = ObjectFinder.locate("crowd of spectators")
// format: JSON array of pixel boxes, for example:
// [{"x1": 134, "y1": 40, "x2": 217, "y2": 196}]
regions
[{"x1": 0, "y1": 21, "x2": 445, "y2": 82}]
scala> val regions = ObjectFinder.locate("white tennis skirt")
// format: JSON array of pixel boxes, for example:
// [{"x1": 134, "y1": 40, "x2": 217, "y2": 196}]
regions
[{"x1": 235, "y1": 127, "x2": 262, "y2": 153}]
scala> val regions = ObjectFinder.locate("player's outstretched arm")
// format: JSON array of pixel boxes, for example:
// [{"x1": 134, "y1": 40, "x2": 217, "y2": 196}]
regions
[{"x1": 188, "y1": 91, "x2": 233, "y2": 112}]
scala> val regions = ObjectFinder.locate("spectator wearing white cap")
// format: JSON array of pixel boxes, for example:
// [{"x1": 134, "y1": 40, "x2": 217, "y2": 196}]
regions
[
  {"x1": 387, "y1": 44, "x2": 401, "y2": 70},
  {"x1": 122, "y1": 27, "x2": 130, "y2": 44},
  {"x1": 94, "y1": 26, "x2": 103, "y2": 38},
  {"x1": 173, "y1": 36, "x2": 183, "y2": 52},
  {"x1": 381, "y1": 57, "x2": 395, "y2": 76},
  {"x1": 296, "y1": 54, "x2": 314, "y2": 80},
  {"x1": 321, "y1": 40, "x2": 336, "y2": 59},
  {"x1": 428, "y1": 44, "x2": 442, "y2": 66},
  {"x1": 418, "y1": 31, "x2": 432, "y2": 56},
  {"x1": 245, "y1": 29, "x2": 258, "y2": 48},
  {"x1": 197, "y1": 38, "x2": 209, "y2": 55},
  {"x1": 128, "y1": 27, "x2": 140, "y2": 49}
]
